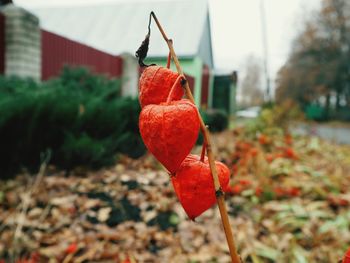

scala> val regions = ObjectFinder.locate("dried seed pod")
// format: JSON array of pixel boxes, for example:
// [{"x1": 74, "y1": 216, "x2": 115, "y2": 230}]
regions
[
  {"x1": 139, "y1": 99, "x2": 199, "y2": 174},
  {"x1": 171, "y1": 154, "x2": 230, "y2": 220},
  {"x1": 139, "y1": 66, "x2": 184, "y2": 108}
]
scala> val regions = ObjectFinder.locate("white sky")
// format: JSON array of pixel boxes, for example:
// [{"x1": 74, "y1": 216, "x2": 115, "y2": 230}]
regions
[{"x1": 14, "y1": 0, "x2": 321, "y2": 91}]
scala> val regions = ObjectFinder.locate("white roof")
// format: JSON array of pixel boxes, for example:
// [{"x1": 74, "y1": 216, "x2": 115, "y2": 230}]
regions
[{"x1": 30, "y1": 0, "x2": 209, "y2": 59}]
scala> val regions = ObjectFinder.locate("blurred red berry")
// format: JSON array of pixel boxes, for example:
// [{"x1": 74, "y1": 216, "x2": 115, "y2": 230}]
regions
[
  {"x1": 258, "y1": 134, "x2": 269, "y2": 145},
  {"x1": 266, "y1": 154, "x2": 274, "y2": 163},
  {"x1": 30, "y1": 252, "x2": 40, "y2": 263},
  {"x1": 287, "y1": 187, "x2": 301, "y2": 197},
  {"x1": 255, "y1": 186, "x2": 263, "y2": 197},
  {"x1": 284, "y1": 147, "x2": 298, "y2": 159},
  {"x1": 329, "y1": 196, "x2": 349, "y2": 207},
  {"x1": 66, "y1": 243, "x2": 78, "y2": 254},
  {"x1": 339, "y1": 198, "x2": 349, "y2": 206},
  {"x1": 342, "y1": 247, "x2": 350, "y2": 263},
  {"x1": 228, "y1": 184, "x2": 243, "y2": 195},
  {"x1": 250, "y1": 148, "x2": 258, "y2": 157},
  {"x1": 238, "y1": 179, "x2": 252, "y2": 186}
]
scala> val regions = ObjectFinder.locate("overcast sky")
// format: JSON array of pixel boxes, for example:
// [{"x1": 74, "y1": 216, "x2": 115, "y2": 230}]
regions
[{"x1": 14, "y1": 0, "x2": 321, "y2": 91}]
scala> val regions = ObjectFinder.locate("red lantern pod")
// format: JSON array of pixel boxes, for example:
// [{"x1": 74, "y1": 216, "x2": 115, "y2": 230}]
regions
[
  {"x1": 139, "y1": 99, "x2": 199, "y2": 174},
  {"x1": 139, "y1": 89, "x2": 200, "y2": 174},
  {"x1": 139, "y1": 66, "x2": 184, "y2": 108},
  {"x1": 343, "y1": 247, "x2": 350, "y2": 263},
  {"x1": 171, "y1": 154, "x2": 230, "y2": 220}
]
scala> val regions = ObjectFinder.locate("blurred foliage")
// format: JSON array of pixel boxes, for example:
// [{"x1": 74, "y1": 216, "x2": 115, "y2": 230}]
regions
[
  {"x1": 275, "y1": 0, "x2": 350, "y2": 120},
  {"x1": 0, "y1": 66, "x2": 145, "y2": 177},
  {"x1": 245, "y1": 100, "x2": 304, "y2": 138},
  {"x1": 201, "y1": 108, "x2": 228, "y2": 132},
  {"x1": 195, "y1": 109, "x2": 228, "y2": 145}
]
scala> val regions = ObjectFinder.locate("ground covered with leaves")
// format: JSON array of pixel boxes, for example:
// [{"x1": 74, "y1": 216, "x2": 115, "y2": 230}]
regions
[{"x1": 1, "y1": 130, "x2": 350, "y2": 263}]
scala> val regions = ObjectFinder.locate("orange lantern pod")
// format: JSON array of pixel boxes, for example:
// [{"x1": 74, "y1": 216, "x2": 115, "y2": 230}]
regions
[
  {"x1": 139, "y1": 76, "x2": 200, "y2": 174},
  {"x1": 139, "y1": 66, "x2": 184, "y2": 108},
  {"x1": 171, "y1": 154, "x2": 230, "y2": 220}
]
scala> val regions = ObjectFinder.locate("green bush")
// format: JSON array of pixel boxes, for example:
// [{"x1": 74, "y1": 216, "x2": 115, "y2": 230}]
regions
[
  {"x1": 0, "y1": 67, "x2": 145, "y2": 177},
  {"x1": 201, "y1": 109, "x2": 228, "y2": 132},
  {"x1": 305, "y1": 104, "x2": 327, "y2": 121},
  {"x1": 330, "y1": 107, "x2": 350, "y2": 122}
]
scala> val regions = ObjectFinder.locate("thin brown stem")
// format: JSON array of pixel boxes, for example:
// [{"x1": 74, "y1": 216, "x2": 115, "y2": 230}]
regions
[
  {"x1": 200, "y1": 141, "x2": 206, "y2": 162},
  {"x1": 166, "y1": 51, "x2": 171, "y2": 69},
  {"x1": 166, "y1": 40, "x2": 173, "y2": 69},
  {"x1": 150, "y1": 11, "x2": 241, "y2": 263},
  {"x1": 166, "y1": 74, "x2": 184, "y2": 103}
]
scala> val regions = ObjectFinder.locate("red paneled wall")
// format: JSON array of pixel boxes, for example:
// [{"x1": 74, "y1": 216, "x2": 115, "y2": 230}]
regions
[
  {"x1": 185, "y1": 74, "x2": 195, "y2": 95},
  {"x1": 0, "y1": 14, "x2": 5, "y2": 74},
  {"x1": 41, "y1": 30, "x2": 123, "y2": 80}
]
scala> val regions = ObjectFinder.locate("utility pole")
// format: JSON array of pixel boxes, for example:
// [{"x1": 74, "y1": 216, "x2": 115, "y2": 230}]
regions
[{"x1": 260, "y1": 0, "x2": 271, "y2": 101}]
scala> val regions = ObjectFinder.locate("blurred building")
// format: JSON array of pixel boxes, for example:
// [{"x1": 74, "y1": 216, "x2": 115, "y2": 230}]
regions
[
  {"x1": 0, "y1": 2, "x2": 123, "y2": 82},
  {"x1": 30, "y1": 0, "x2": 214, "y2": 107},
  {"x1": 213, "y1": 70, "x2": 237, "y2": 115},
  {"x1": 0, "y1": 0, "x2": 237, "y2": 112},
  {"x1": 0, "y1": 4, "x2": 41, "y2": 80}
]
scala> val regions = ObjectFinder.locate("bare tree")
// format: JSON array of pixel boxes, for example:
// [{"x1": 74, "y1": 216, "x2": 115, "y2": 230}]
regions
[
  {"x1": 276, "y1": 0, "x2": 350, "y2": 114},
  {"x1": 239, "y1": 55, "x2": 264, "y2": 107}
]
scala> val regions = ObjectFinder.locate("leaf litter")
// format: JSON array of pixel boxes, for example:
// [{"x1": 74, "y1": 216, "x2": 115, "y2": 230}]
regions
[{"x1": 0, "y1": 131, "x2": 350, "y2": 262}]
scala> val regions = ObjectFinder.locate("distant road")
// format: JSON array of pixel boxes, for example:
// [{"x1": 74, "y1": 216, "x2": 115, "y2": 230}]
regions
[{"x1": 294, "y1": 122, "x2": 350, "y2": 145}]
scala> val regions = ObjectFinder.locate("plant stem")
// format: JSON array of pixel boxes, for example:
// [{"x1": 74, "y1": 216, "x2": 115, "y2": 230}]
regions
[
  {"x1": 200, "y1": 141, "x2": 206, "y2": 162},
  {"x1": 166, "y1": 40, "x2": 172, "y2": 69},
  {"x1": 166, "y1": 51, "x2": 171, "y2": 69},
  {"x1": 166, "y1": 74, "x2": 185, "y2": 103},
  {"x1": 150, "y1": 11, "x2": 241, "y2": 263}
]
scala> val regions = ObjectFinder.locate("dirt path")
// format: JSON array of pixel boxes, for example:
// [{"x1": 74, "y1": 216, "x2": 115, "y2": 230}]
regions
[{"x1": 294, "y1": 122, "x2": 350, "y2": 144}]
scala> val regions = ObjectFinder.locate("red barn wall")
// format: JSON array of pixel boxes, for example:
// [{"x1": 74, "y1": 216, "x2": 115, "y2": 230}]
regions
[
  {"x1": 185, "y1": 74, "x2": 195, "y2": 95},
  {"x1": 41, "y1": 30, "x2": 123, "y2": 80}
]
